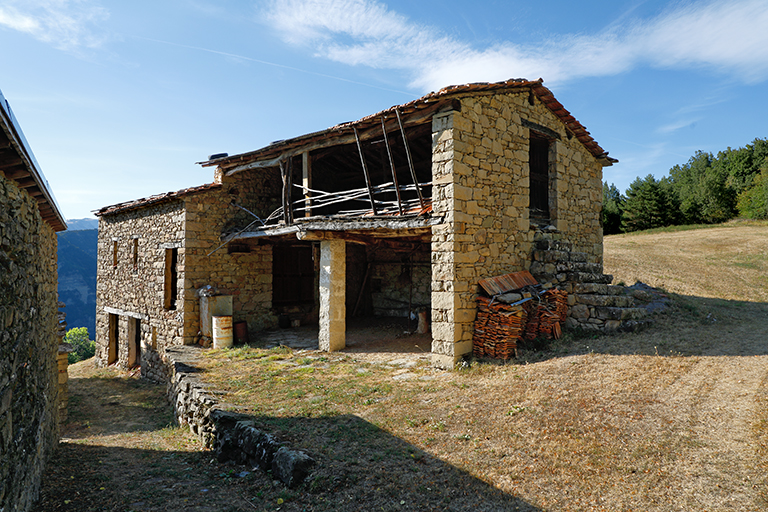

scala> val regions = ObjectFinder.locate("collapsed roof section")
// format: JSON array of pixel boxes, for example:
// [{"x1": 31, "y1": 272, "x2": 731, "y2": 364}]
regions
[
  {"x1": 200, "y1": 78, "x2": 616, "y2": 172},
  {"x1": 200, "y1": 79, "x2": 616, "y2": 241}
]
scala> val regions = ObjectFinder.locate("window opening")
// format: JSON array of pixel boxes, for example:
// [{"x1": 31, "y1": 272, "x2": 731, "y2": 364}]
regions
[
  {"x1": 112, "y1": 240, "x2": 118, "y2": 268},
  {"x1": 164, "y1": 248, "x2": 178, "y2": 310},
  {"x1": 132, "y1": 238, "x2": 139, "y2": 270},
  {"x1": 529, "y1": 133, "x2": 551, "y2": 219}
]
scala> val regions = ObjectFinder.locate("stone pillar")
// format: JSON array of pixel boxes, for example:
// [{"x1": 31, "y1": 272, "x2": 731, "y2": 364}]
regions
[
  {"x1": 430, "y1": 110, "x2": 466, "y2": 368},
  {"x1": 318, "y1": 239, "x2": 345, "y2": 352}
]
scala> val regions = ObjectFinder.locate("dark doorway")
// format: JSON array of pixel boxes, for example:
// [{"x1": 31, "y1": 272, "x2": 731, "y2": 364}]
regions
[
  {"x1": 108, "y1": 313, "x2": 119, "y2": 365},
  {"x1": 128, "y1": 317, "x2": 141, "y2": 368},
  {"x1": 272, "y1": 245, "x2": 315, "y2": 309}
]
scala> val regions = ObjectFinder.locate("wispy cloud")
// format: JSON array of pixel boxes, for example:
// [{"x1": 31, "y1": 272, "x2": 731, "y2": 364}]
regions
[
  {"x1": 0, "y1": 0, "x2": 108, "y2": 51},
  {"x1": 264, "y1": 0, "x2": 768, "y2": 90}
]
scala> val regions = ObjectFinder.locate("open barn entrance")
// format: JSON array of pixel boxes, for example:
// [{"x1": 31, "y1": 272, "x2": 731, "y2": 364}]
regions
[
  {"x1": 218, "y1": 107, "x2": 438, "y2": 356},
  {"x1": 238, "y1": 229, "x2": 433, "y2": 355}
]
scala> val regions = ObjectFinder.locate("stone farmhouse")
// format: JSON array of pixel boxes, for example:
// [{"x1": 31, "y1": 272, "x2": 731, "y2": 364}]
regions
[
  {"x1": 95, "y1": 78, "x2": 617, "y2": 372},
  {"x1": 1, "y1": 89, "x2": 68, "y2": 511}
]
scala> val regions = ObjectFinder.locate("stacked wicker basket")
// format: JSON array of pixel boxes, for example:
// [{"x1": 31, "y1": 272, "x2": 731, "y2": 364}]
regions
[{"x1": 472, "y1": 272, "x2": 569, "y2": 360}]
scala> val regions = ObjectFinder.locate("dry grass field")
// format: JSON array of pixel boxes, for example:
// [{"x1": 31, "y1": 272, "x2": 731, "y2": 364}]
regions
[{"x1": 37, "y1": 222, "x2": 768, "y2": 511}]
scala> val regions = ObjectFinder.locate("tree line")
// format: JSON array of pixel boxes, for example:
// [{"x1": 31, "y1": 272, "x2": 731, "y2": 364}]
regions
[{"x1": 602, "y1": 138, "x2": 768, "y2": 234}]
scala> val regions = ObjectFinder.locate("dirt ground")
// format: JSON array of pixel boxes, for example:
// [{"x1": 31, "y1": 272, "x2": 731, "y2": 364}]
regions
[{"x1": 35, "y1": 223, "x2": 768, "y2": 511}]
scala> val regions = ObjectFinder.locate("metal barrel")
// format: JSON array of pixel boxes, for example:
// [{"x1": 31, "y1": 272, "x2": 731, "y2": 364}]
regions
[{"x1": 212, "y1": 315, "x2": 233, "y2": 349}]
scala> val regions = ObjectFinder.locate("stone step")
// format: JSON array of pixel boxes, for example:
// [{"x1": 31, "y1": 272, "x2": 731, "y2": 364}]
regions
[
  {"x1": 573, "y1": 283, "x2": 626, "y2": 295},
  {"x1": 593, "y1": 306, "x2": 648, "y2": 321},
  {"x1": 531, "y1": 248, "x2": 589, "y2": 263},
  {"x1": 556, "y1": 261, "x2": 603, "y2": 274},
  {"x1": 567, "y1": 272, "x2": 613, "y2": 284},
  {"x1": 534, "y1": 239, "x2": 574, "y2": 252},
  {"x1": 532, "y1": 249, "x2": 569, "y2": 263},
  {"x1": 575, "y1": 294, "x2": 635, "y2": 308}
]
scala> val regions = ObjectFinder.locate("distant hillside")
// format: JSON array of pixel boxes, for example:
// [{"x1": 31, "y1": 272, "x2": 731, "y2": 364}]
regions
[
  {"x1": 66, "y1": 218, "x2": 98, "y2": 231},
  {"x1": 58, "y1": 229, "x2": 97, "y2": 337}
]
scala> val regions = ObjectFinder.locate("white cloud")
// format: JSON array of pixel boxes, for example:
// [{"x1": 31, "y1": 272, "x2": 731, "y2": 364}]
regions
[
  {"x1": 0, "y1": 0, "x2": 108, "y2": 51},
  {"x1": 264, "y1": 0, "x2": 768, "y2": 91}
]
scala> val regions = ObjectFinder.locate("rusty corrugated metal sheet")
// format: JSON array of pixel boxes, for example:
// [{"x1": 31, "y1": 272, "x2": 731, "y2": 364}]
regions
[{"x1": 478, "y1": 271, "x2": 538, "y2": 296}]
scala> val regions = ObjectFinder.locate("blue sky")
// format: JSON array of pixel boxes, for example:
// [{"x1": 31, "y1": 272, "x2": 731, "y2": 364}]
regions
[{"x1": 1, "y1": 0, "x2": 767, "y2": 220}]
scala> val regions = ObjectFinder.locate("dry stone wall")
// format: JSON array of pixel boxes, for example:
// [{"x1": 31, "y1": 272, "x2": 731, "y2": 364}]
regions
[
  {"x1": 431, "y1": 90, "x2": 604, "y2": 367},
  {"x1": 0, "y1": 173, "x2": 60, "y2": 512},
  {"x1": 162, "y1": 346, "x2": 315, "y2": 488}
]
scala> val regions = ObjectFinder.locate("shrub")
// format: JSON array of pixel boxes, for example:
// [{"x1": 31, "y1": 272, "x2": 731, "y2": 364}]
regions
[{"x1": 65, "y1": 327, "x2": 96, "y2": 364}]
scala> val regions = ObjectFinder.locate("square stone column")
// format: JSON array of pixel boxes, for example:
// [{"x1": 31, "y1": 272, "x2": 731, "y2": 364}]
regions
[{"x1": 318, "y1": 239, "x2": 346, "y2": 351}]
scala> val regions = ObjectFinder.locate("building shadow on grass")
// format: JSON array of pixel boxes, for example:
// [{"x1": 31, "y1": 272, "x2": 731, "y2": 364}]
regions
[
  {"x1": 46, "y1": 364, "x2": 541, "y2": 511},
  {"x1": 39, "y1": 414, "x2": 542, "y2": 512}
]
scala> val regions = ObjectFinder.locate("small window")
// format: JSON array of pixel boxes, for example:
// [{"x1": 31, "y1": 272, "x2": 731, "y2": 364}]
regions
[
  {"x1": 112, "y1": 240, "x2": 118, "y2": 268},
  {"x1": 529, "y1": 133, "x2": 551, "y2": 219},
  {"x1": 164, "y1": 248, "x2": 178, "y2": 310},
  {"x1": 132, "y1": 238, "x2": 139, "y2": 270}
]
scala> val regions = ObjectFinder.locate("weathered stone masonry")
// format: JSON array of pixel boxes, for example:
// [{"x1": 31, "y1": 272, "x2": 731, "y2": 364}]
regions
[
  {"x1": 96, "y1": 169, "x2": 282, "y2": 375},
  {"x1": 430, "y1": 90, "x2": 604, "y2": 367},
  {"x1": 1, "y1": 89, "x2": 68, "y2": 512},
  {"x1": 96, "y1": 79, "x2": 617, "y2": 373}
]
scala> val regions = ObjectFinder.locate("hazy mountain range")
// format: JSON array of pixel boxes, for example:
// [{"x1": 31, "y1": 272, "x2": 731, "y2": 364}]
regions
[{"x1": 58, "y1": 218, "x2": 98, "y2": 338}]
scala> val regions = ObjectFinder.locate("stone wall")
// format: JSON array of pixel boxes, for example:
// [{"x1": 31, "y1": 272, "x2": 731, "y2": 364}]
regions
[
  {"x1": 162, "y1": 346, "x2": 314, "y2": 488},
  {"x1": 96, "y1": 200, "x2": 187, "y2": 370},
  {"x1": 0, "y1": 173, "x2": 60, "y2": 511},
  {"x1": 370, "y1": 248, "x2": 430, "y2": 317},
  {"x1": 431, "y1": 90, "x2": 604, "y2": 367},
  {"x1": 183, "y1": 169, "x2": 282, "y2": 339}
]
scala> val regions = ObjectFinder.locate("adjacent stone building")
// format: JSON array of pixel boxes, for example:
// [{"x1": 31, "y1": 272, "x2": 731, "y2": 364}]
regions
[
  {"x1": 0, "y1": 89, "x2": 67, "y2": 511},
  {"x1": 95, "y1": 79, "x2": 616, "y2": 371}
]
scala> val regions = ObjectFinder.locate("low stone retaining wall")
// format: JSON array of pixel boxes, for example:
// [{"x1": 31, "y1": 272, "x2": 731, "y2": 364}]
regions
[{"x1": 157, "y1": 346, "x2": 315, "y2": 487}]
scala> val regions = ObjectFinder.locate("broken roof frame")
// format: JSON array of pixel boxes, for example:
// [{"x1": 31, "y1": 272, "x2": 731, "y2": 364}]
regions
[
  {"x1": 97, "y1": 78, "x2": 616, "y2": 245},
  {"x1": 197, "y1": 79, "x2": 616, "y2": 244}
]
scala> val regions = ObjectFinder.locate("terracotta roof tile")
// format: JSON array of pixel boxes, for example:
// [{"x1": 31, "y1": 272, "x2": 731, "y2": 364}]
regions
[
  {"x1": 95, "y1": 182, "x2": 222, "y2": 216},
  {"x1": 203, "y1": 78, "x2": 615, "y2": 168}
]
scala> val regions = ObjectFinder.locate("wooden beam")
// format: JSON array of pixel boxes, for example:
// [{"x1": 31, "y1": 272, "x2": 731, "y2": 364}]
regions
[
  {"x1": 353, "y1": 127, "x2": 378, "y2": 215},
  {"x1": 1, "y1": 164, "x2": 30, "y2": 180},
  {"x1": 296, "y1": 230, "x2": 430, "y2": 250},
  {"x1": 296, "y1": 230, "x2": 374, "y2": 245},
  {"x1": 279, "y1": 160, "x2": 292, "y2": 225},
  {"x1": 381, "y1": 116, "x2": 403, "y2": 215},
  {"x1": 223, "y1": 100, "x2": 451, "y2": 176},
  {"x1": 396, "y1": 109, "x2": 425, "y2": 209}
]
